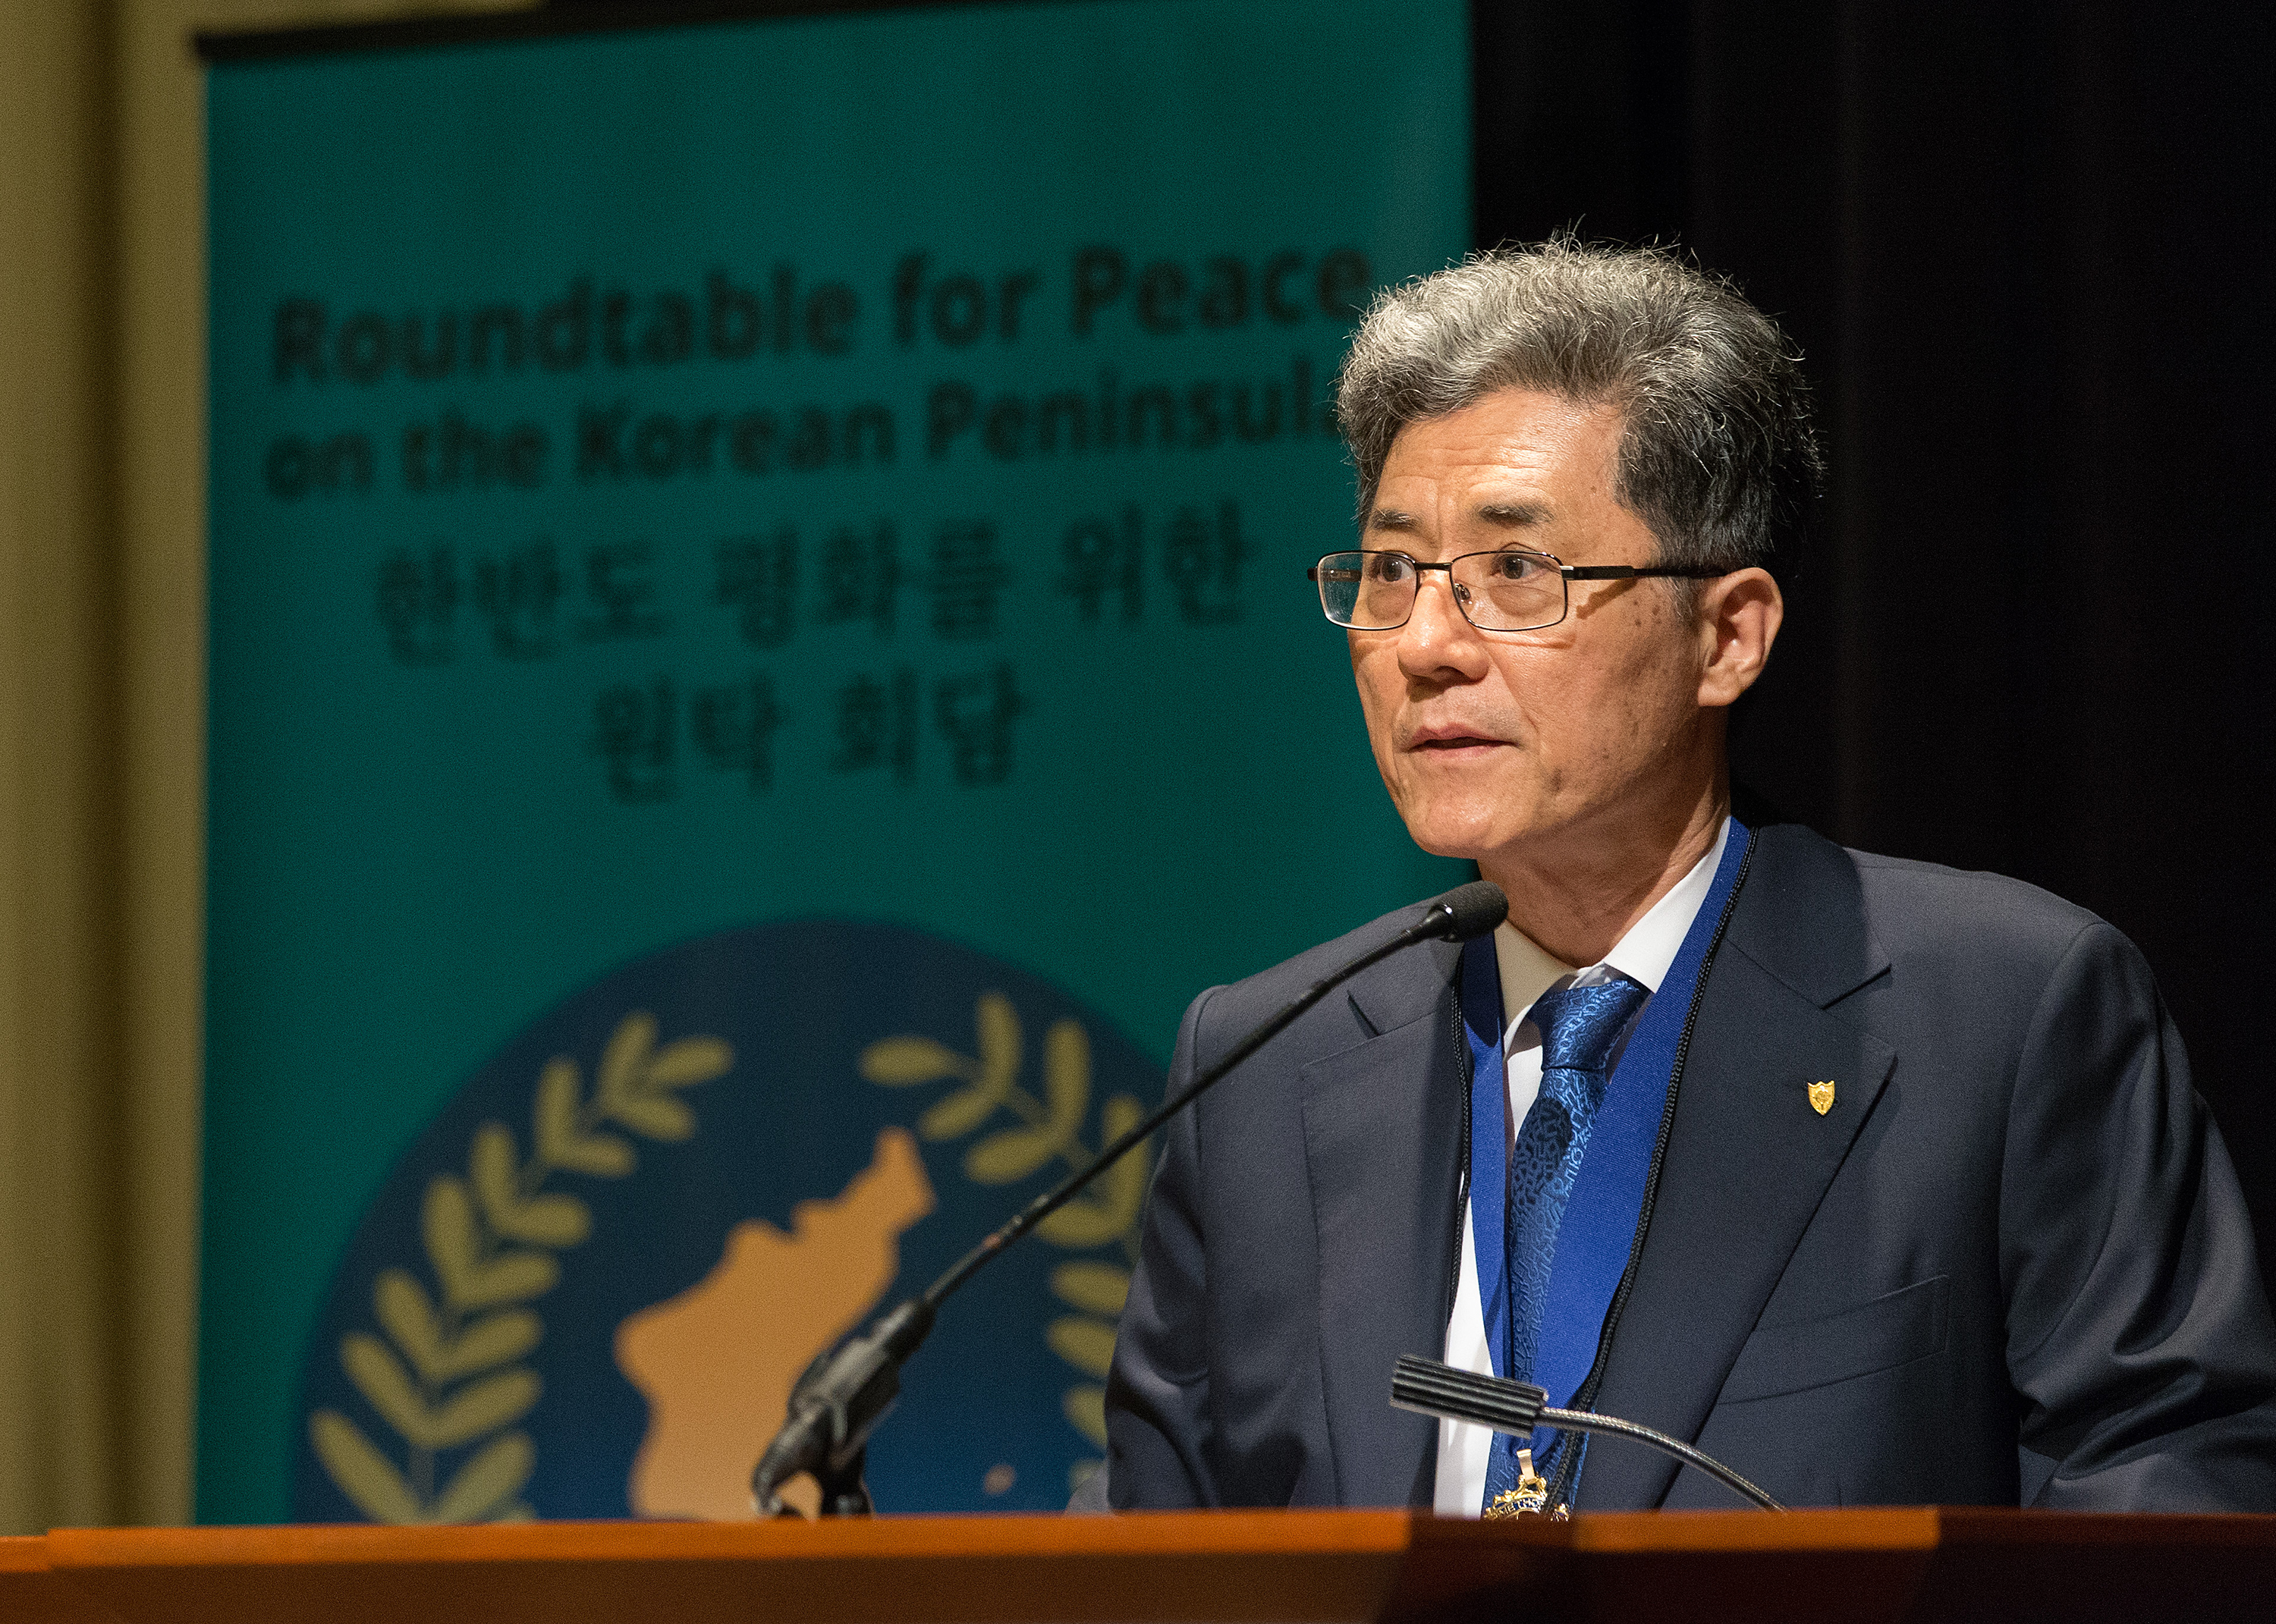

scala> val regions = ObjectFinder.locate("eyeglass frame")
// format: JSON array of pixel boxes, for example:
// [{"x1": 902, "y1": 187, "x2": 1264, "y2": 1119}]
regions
[{"x1": 1306, "y1": 548, "x2": 1732, "y2": 633}]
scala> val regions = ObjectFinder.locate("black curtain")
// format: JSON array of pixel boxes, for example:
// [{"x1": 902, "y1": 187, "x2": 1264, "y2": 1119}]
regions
[{"x1": 1474, "y1": 2, "x2": 2276, "y2": 1280}]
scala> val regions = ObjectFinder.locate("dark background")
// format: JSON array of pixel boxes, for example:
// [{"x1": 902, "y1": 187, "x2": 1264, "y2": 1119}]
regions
[{"x1": 1475, "y1": 2, "x2": 2276, "y2": 1280}]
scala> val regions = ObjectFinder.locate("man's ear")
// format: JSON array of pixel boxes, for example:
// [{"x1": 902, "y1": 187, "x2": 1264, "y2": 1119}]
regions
[{"x1": 1697, "y1": 567, "x2": 1784, "y2": 708}]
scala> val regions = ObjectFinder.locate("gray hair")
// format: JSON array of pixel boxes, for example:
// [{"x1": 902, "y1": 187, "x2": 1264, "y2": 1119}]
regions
[{"x1": 1335, "y1": 239, "x2": 1824, "y2": 578}]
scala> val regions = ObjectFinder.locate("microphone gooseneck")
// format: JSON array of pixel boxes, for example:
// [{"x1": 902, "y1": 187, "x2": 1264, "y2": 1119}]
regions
[
  {"x1": 1389, "y1": 1353, "x2": 1785, "y2": 1512},
  {"x1": 750, "y1": 881, "x2": 1509, "y2": 1516}
]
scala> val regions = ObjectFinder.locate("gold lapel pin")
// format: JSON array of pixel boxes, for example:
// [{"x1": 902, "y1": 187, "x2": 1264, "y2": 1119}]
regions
[{"x1": 1809, "y1": 1079, "x2": 1835, "y2": 1116}]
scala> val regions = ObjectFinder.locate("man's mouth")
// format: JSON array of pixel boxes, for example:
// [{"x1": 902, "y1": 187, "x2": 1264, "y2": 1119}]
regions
[{"x1": 1406, "y1": 728, "x2": 1508, "y2": 752}]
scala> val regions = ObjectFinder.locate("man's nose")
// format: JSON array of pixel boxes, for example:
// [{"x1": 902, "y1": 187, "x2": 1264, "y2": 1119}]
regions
[{"x1": 1397, "y1": 570, "x2": 1486, "y2": 675}]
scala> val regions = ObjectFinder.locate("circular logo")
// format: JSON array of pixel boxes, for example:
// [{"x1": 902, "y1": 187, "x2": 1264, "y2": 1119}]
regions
[{"x1": 294, "y1": 919, "x2": 1162, "y2": 1521}]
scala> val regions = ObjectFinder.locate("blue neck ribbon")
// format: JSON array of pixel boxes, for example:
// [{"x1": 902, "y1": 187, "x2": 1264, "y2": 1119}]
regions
[{"x1": 1460, "y1": 818, "x2": 1751, "y2": 1478}]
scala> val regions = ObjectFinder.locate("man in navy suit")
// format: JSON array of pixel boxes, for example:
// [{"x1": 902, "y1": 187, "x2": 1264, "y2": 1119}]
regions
[{"x1": 1085, "y1": 241, "x2": 2276, "y2": 1514}]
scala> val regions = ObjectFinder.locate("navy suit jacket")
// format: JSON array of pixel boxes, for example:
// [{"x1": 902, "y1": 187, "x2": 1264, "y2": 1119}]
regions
[{"x1": 1089, "y1": 822, "x2": 2276, "y2": 1511}]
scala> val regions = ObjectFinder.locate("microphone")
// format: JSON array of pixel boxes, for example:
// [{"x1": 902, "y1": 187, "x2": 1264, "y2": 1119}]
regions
[
  {"x1": 750, "y1": 880, "x2": 1509, "y2": 1516},
  {"x1": 1423, "y1": 879, "x2": 1510, "y2": 944},
  {"x1": 1388, "y1": 1353, "x2": 1784, "y2": 1511}
]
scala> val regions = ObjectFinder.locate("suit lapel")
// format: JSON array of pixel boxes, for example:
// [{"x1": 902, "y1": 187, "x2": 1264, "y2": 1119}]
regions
[
  {"x1": 1580, "y1": 825, "x2": 1897, "y2": 1509},
  {"x1": 1300, "y1": 938, "x2": 1465, "y2": 1507}
]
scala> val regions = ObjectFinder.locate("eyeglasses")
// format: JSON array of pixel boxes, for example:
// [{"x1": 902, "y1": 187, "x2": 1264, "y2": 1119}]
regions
[{"x1": 1307, "y1": 549, "x2": 1728, "y2": 633}]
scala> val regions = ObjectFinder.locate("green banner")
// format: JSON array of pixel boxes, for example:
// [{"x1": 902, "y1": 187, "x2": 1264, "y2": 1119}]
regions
[{"x1": 203, "y1": 0, "x2": 1468, "y2": 1523}]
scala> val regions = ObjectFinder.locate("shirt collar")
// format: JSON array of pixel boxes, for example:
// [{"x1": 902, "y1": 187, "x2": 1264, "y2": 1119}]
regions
[{"x1": 1494, "y1": 816, "x2": 1734, "y2": 1031}]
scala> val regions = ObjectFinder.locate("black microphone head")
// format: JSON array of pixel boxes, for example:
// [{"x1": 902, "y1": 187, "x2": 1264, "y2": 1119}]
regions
[{"x1": 1430, "y1": 881, "x2": 1507, "y2": 942}]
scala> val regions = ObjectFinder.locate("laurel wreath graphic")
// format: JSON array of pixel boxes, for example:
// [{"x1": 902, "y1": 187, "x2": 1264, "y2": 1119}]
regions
[
  {"x1": 309, "y1": 1012, "x2": 734, "y2": 1524},
  {"x1": 862, "y1": 991, "x2": 1152, "y2": 1487}
]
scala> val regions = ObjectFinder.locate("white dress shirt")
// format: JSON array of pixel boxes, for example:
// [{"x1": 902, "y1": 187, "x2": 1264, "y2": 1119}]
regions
[{"x1": 1432, "y1": 818, "x2": 1734, "y2": 1515}]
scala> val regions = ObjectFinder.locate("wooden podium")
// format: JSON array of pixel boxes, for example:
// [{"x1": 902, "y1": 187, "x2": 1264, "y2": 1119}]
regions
[{"x1": 4, "y1": 1509, "x2": 2272, "y2": 1623}]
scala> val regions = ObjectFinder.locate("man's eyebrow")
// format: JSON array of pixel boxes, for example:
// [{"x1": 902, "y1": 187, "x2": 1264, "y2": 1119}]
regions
[
  {"x1": 1476, "y1": 501, "x2": 1550, "y2": 527},
  {"x1": 1365, "y1": 507, "x2": 1419, "y2": 532}
]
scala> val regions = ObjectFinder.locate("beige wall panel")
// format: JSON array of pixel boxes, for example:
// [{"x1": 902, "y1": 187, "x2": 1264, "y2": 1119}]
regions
[{"x1": 0, "y1": 0, "x2": 130, "y2": 1537}]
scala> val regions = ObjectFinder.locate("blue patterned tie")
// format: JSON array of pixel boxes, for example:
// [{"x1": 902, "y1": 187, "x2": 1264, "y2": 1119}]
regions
[{"x1": 1482, "y1": 973, "x2": 1652, "y2": 1507}]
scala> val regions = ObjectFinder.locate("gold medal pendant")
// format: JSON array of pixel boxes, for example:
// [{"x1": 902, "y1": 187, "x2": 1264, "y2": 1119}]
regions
[{"x1": 1482, "y1": 1448, "x2": 1551, "y2": 1518}]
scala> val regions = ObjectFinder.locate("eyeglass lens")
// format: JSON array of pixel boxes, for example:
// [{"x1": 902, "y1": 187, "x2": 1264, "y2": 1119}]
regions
[{"x1": 1314, "y1": 551, "x2": 1567, "y2": 632}]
